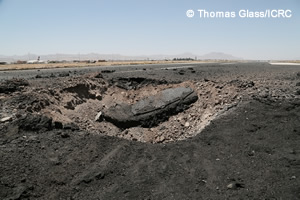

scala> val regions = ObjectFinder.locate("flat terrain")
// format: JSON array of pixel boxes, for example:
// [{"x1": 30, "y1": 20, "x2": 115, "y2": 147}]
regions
[
  {"x1": 0, "y1": 62, "x2": 300, "y2": 199},
  {"x1": 0, "y1": 60, "x2": 219, "y2": 71}
]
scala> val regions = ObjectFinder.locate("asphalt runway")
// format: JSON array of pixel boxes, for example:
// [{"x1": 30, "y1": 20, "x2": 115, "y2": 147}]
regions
[{"x1": 0, "y1": 62, "x2": 267, "y2": 81}]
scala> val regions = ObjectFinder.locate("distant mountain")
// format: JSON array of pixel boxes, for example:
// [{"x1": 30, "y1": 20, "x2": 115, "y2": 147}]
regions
[
  {"x1": 199, "y1": 52, "x2": 241, "y2": 60},
  {"x1": 0, "y1": 52, "x2": 242, "y2": 63}
]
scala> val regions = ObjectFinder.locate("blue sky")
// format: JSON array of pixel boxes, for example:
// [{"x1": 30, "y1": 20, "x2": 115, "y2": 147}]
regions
[{"x1": 0, "y1": 0, "x2": 299, "y2": 59}]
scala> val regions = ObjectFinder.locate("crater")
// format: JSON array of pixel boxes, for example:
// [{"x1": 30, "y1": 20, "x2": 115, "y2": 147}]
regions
[{"x1": 2, "y1": 73, "x2": 242, "y2": 143}]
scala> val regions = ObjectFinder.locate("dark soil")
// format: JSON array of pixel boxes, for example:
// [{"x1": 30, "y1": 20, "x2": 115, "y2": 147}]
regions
[
  {"x1": 109, "y1": 77, "x2": 169, "y2": 90},
  {"x1": 1, "y1": 99, "x2": 299, "y2": 200},
  {"x1": 0, "y1": 79, "x2": 29, "y2": 94},
  {"x1": 0, "y1": 62, "x2": 300, "y2": 199}
]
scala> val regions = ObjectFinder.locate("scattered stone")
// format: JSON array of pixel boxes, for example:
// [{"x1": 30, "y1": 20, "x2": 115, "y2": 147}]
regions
[
  {"x1": 95, "y1": 111, "x2": 102, "y2": 121},
  {"x1": 54, "y1": 121, "x2": 63, "y2": 129},
  {"x1": 17, "y1": 114, "x2": 52, "y2": 131},
  {"x1": 50, "y1": 73, "x2": 56, "y2": 78},
  {"x1": 229, "y1": 80, "x2": 254, "y2": 88},
  {"x1": 247, "y1": 150, "x2": 255, "y2": 157},
  {"x1": 101, "y1": 70, "x2": 115, "y2": 73},
  {"x1": 95, "y1": 94, "x2": 102, "y2": 100},
  {"x1": 63, "y1": 122, "x2": 79, "y2": 131},
  {"x1": 184, "y1": 122, "x2": 190, "y2": 127},
  {"x1": 0, "y1": 116, "x2": 12, "y2": 123},
  {"x1": 227, "y1": 182, "x2": 245, "y2": 190},
  {"x1": 7, "y1": 185, "x2": 33, "y2": 200},
  {"x1": 156, "y1": 136, "x2": 165, "y2": 143},
  {"x1": 0, "y1": 78, "x2": 29, "y2": 94},
  {"x1": 259, "y1": 90, "x2": 269, "y2": 98},
  {"x1": 178, "y1": 70, "x2": 185, "y2": 75},
  {"x1": 58, "y1": 72, "x2": 70, "y2": 77},
  {"x1": 73, "y1": 169, "x2": 105, "y2": 185},
  {"x1": 110, "y1": 77, "x2": 168, "y2": 90},
  {"x1": 94, "y1": 73, "x2": 103, "y2": 78},
  {"x1": 103, "y1": 87, "x2": 198, "y2": 128},
  {"x1": 61, "y1": 132, "x2": 70, "y2": 138}
]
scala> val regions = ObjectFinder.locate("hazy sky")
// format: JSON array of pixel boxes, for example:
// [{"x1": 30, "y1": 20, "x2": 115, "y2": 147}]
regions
[{"x1": 0, "y1": 0, "x2": 299, "y2": 59}]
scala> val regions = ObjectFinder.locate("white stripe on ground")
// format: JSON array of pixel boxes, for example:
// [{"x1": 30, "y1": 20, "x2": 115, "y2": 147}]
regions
[
  {"x1": 161, "y1": 65, "x2": 195, "y2": 70},
  {"x1": 219, "y1": 63, "x2": 237, "y2": 65},
  {"x1": 269, "y1": 62, "x2": 300, "y2": 66}
]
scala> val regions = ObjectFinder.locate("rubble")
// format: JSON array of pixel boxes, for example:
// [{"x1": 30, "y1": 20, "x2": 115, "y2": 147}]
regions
[
  {"x1": 0, "y1": 116, "x2": 12, "y2": 123},
  {"x1": 102, "y1": 87, "x2": 198, "y2": 128},
  {"x1": 0, "y1": 78, "x2": 29, "y2": 94}
]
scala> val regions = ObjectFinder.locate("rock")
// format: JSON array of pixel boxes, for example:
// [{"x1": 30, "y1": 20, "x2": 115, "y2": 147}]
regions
[
  {"x1": 296, "y1": 82, "x2": 300, "y2": 86},
  {"x1": 95, "y1": 94, "x2": 102, "y2": 100},
  {"x1": 260, "y1": 90, "x2": 269, "y2": 98},
  {"x1": 103, "y1": 87, "x2": 198, "y2": 128},
  {"x1": 17, "y1": 114, "x2": 53, "y2": 131},
  {"x1": 58, "y1": 72, "x2": 70, "y2": 77},
  {"x1": 54, "y1": 121, "x2": 63, "y2": 129},
  {"x1": 0, "y1": 116, "x2": 12, "y2": 123},
  {"x1": 178, "y1": 70, "x2": 185, "y2": 75},
  {"x1": 63, "y1": 122, "x2": 79, "y2": 131},
  {"x1": 0, "y1": 78, "x2": 29, "y2": 94},
  {"x1": 184, "y1": 122, "x2": 190, "y2": 127},
  {"x1": 110, "y1": 77, "x2": 168, "y2": 90},
  {"x1": 94, "y1": 73, "x2": 103, "y2": 78},
  {"x1": 61, "y1": 132, "x2": 70, "y2": 138},
  {"x1": 95, "y1": 111, "x2": 102, "y2": 121},
  {"x1": 229, "y1": 80, "x2": 254, "y2": 88},
  {"x1": 227, "y1": 183, "x2": 234, "y2": 189},
  {"x1": 227, "y1": 182, "x2": 245, "y2": 190},
  {"x1": 101, "y1": 70, "x2": 115, "y2": 73},
  {"x1": 7, "y1": 185, "x2": 33, "y2": 200},
  {"x1": 156, "y1": 136, "x2": 165, "y2": 143}
]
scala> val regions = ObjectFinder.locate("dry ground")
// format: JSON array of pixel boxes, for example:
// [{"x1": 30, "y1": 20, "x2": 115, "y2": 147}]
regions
[
  {"x1": 0, "y1": 60, "x2": 229, "y2": 71},
  {"x1": 0, "y1": 62, "x2": 299, "y2": 200}
]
